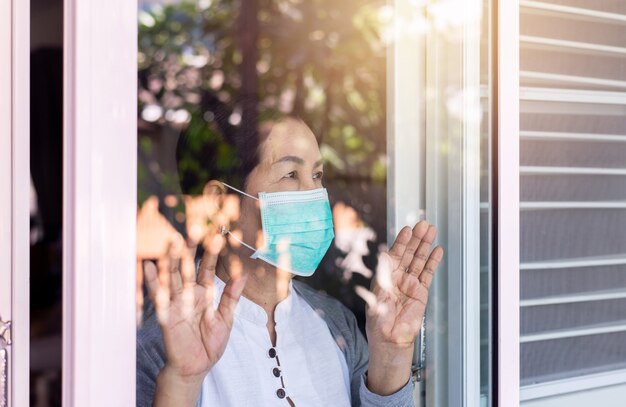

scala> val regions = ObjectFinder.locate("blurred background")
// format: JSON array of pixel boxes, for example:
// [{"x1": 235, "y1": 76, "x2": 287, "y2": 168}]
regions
[
  {"x1": 29, "y1": 0, "x2": 63, "y2": 405},
  {"x1": 135, "y1": 0, "x2": 391, "y2": 335}
]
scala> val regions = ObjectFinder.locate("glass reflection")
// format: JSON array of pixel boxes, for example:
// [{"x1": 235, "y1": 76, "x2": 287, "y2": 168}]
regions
[{"x1": 136, "y1": 0, "x2": 390, "y2": 334}]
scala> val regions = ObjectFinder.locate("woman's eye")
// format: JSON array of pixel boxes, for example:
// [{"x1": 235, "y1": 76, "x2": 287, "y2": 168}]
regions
[
  {"x1": 313, "y1": 171, "x2": 323, "y2": 180},
  {"x1": 284, "y1": 171, "x2": 296, "y2": 179}
]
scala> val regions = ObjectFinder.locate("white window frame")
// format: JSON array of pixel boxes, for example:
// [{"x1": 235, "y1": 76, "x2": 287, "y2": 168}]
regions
[
  {"x1": 58, "y1": 0, "x2": 519, "y2": 406},
  {"x1": 62, "y1": 0, "x2": 137, "y2": 405},
  {"x1": 386, "y1": 1, "x2": 427, "y2": 404},
  {"x1": 388, "y1": 0, "x2": 520, "y2": 406},
  {"x1": 494, "y1": 0, "x2": 521, "y2": 404},
  {"x1": 0, "y1": 0, "x2": 30, "y2": 405},
  {"x1": 421, "y1": 1, "x2": 483, "y2": 406}
]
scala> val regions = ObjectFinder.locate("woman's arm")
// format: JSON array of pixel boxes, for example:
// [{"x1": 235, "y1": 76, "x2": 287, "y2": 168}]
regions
[
  {"x1": 138, "y1": 235, "x2": 247, "y2": 406},
  {"x1": 364, "y1": 221, "x2": 443, "y2": 396},
  {"x1": 153, "y1": 366, "x2": 204, "y2": 407}
]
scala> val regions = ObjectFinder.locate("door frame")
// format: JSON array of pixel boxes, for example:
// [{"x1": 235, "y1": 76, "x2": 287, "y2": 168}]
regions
[
  {"x1": 0, "y1": 0, "x2": 30, "y2": 405},
  {"x1": 62, "y1": 0, "x2": 137, "y2": 405}
]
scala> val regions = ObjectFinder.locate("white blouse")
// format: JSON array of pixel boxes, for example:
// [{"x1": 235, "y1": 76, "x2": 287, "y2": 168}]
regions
[{"x1": 199, "y1": 276, "x2": 352, "y2": 406}]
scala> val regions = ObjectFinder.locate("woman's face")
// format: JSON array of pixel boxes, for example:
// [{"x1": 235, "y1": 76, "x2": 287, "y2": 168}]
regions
[
  {"x1": 238, "y1": 118, "x2": 324, "y2": 248},
  {"x1": 246, "y1": 118, "x2": 324, "y2": 195}
]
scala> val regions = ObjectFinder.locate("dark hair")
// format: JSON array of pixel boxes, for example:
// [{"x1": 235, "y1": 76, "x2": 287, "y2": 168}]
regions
[{"x1": 175, "y1": 106, "x2": 292, "y2": 196}]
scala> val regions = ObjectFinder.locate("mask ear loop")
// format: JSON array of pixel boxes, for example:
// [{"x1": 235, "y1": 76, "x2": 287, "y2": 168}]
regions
[
  {"x1": 219, "y1": 225, "x2": 257, "y2": 253},
  {"x1": 219, "y1": 182, "x2": 259, "y2": 253},
  {"x1": 221, "y1": 182, "x2": 258, "y2": 201}
]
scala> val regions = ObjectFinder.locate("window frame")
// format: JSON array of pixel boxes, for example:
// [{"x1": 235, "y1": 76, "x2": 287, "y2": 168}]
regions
[
  {"x1": 421, "y1": 2, "x2": 484, "y2": 406},
  {"x1": 58, "y1": 0, "x2": 522, "y2": 406},
  {"x1": 62, "y1": 0, "x2": 137, "y2": 405},
  {"x1": 0, "y1": 0, "x2": 30, "y2": 405},
  {"x1": 385, "y1": 2, "x2": 427, "y2": 400},
  {"x1": 388, "y1": 0, "x2": 521, "y2": 405},
  {"x1": 493, "y1": 0, "x2": 521, "y2": 405}
]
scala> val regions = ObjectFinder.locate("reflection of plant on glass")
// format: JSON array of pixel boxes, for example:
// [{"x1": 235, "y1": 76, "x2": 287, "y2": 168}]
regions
[
  {"x1": 137, "y1": 0, "x2": 388, "y2": 201},
  {"x1": 136, "y1": 1, "x2": 399, "y2": 336},
  {"x1": 136, "y1": 114, "x2": 444, "y2": 407}
]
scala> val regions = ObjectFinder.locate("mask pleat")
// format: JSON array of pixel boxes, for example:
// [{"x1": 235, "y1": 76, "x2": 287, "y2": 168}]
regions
[
  {"x1": 230, "y1": 185, "x2": 335, "y2": 276},
  {"x1": 265, "y1": 218, "x2": 334, "y2": 234},
  {"x1": 265, "y1": 228, "x2": 335, "y2": 245}
]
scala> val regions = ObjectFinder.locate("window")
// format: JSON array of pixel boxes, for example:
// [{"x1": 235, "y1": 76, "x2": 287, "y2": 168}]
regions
[{"x1": 136, "y1": 0, "x2": 389, "y2": 344}]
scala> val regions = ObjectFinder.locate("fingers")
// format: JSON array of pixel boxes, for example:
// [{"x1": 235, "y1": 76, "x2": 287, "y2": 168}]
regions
[
  {"x1": 419, "y1": 245, "x2": 444, "y2": 289},
  {"x1": 399, "y1": 221, "x2": 430, "y2": 270},
  {"x1": 388, "y1": 226, "x2": 412, "y2": 259},
  {"x1": 168, "y1": 258, "x2": 184, "y2": 294},
  {"x1": 180, "y1": 249, "x2": 197, "y2": 287},
  {"x1": 144, "y1": 260, "x2": 175, "y2": 324},
  {"x1": 198, "y1": 234, "x2": 223, "y2": 316},
  {"x1": 374, "y1": 252, "x2": 394, "y2": 293},
  {"x1": 144, "y1": 260, "x2": 165, "y2": 309},
  {"x1": 136, "y1": 260, "x2": 145, "y2": 326},
  {"x1": 408, "y1": 225, "x2": 437, "y2": 275},
  {"x1": 180, "y1": 253, "x2": 197, "y2": 320},
  {"x1": 198, "y1": 234, "x2": 224, "y2": 288},
  {"x1": 216, "y1": 271, "x2": 247, "y2": 326}
]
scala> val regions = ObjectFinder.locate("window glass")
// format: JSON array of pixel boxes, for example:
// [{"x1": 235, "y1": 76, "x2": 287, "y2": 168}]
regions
[{"x1": 136, "y1": 0, "x2": 388, "y2": 338}]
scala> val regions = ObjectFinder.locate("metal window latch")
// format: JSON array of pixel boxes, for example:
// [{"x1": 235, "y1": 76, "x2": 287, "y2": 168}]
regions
[
  {"x1": 411, "y1": 365, "x2": 424, "y2": 383},
  {"x1": 411, "y1": 316, "x2": 426, "y2": 383},
  {"x1": 0, "y1": 319, "x2": 10, "y2": 345},
  {"x1": 0, "y1": 318, "x2": 11, "y2": 407}
]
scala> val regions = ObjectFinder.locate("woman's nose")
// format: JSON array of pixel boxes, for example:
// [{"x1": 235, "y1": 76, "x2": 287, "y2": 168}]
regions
[{"x1": 299, "y1": 176, "x2": 317, "y2": 191}]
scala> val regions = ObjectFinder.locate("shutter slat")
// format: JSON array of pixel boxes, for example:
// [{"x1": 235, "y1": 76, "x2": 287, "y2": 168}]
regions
[
  {"x1": 521, "y1": 289, "x2": 626, "y2": 307},
  {"x1": 521, "y1": 322, "x2": 626, "y2": 343},
  {"x1": 520, "y1": 0, "x2": 626, "y2": 24},
  {"x1": 521, "y1": 131, "x2": 626, "y2": 142}
]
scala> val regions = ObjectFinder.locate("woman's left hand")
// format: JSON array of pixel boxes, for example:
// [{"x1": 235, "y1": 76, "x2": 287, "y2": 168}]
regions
[{"x1": 364, "y1": 220, "x2": 443, "y2": 395}]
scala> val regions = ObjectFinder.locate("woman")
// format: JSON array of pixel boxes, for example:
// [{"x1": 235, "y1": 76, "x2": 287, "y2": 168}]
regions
[{"x1": 137, "y1": 117, "x2": 444, "y2": 406}]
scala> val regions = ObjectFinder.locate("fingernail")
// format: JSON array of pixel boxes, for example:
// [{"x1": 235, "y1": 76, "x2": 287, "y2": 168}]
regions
[{"x1": 435, "y1": 247, "x2": 444, "y2": 259}]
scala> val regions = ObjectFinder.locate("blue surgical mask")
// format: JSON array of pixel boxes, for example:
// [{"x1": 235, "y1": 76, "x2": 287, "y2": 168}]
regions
[{"x1": 220, "y1": 183, "x2": 335, "y2": 277}]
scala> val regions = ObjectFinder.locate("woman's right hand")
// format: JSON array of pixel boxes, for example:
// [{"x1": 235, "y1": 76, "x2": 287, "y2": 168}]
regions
[{"x1": 144, "y1": 234, "x2": 247, "y2": 397}]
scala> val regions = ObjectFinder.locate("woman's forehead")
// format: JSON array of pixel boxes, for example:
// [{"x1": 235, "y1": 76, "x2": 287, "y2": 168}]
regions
[{"x1": 262, "y1": 118, "x2": 320, "y2": 163}]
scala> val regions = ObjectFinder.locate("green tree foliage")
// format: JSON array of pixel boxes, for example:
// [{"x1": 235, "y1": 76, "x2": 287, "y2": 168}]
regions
[{"x1": 138, "y1": 0, "x2": 388, "y2": 200}]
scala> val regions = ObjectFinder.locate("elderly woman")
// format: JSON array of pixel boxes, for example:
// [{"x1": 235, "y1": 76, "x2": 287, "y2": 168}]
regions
[{"x1": 137, "y1": 117, "x2": 443, "y2": 406}]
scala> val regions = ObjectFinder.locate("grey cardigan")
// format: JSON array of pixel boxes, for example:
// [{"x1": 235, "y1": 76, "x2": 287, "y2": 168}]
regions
[{"x1": 136, "y1": 280, "x2": 414, "y2": 406}]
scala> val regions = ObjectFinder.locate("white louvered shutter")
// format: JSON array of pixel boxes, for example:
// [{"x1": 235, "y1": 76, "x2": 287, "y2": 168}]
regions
[{"x1": 519, "y1": 0, "x2": 626, "y2": 388}]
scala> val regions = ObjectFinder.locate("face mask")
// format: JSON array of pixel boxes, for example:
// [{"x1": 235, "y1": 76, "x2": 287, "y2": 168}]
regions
[{"x1": 220, "y1": 183, "x2": 335, "y2": 277}]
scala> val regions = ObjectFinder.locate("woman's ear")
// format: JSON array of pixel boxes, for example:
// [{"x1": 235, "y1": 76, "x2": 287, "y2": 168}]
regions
[
  {"x1": 203, "y1": 179, "x2": 227, "y2": 198},
  {"x1": 201, "y1": 180, "x2": 227, "y2": 219},
  {"x1": 201, "y1": 180, "x2": 233, "y2": 236}
]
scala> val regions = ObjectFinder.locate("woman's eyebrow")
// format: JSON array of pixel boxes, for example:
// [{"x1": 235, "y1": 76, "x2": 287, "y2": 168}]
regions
[{"x1": 272, "y1": 156, "x2": 323, "y2": 167}]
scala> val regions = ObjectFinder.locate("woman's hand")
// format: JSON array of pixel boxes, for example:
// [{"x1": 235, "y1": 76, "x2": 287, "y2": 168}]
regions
[
  {"x1": 364, "y1": 220, "x2": 443, "y2": 395},
  {"x1": 144, "y1": 234, "x2": 247, "y2": 406}
]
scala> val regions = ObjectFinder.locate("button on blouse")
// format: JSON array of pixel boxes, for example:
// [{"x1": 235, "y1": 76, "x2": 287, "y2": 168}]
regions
[{"x1": 198, "y1": 276, "x2": 351, "y2": 407}]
